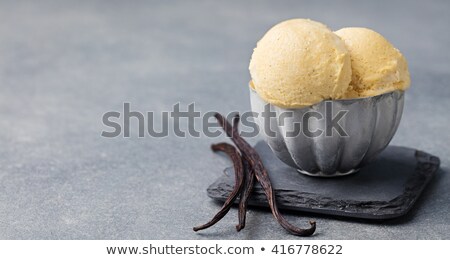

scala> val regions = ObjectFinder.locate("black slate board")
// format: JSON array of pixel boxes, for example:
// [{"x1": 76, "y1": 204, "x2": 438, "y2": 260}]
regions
[{"x1": 207, "y1": 142, "x2": 440, "y2": 220}]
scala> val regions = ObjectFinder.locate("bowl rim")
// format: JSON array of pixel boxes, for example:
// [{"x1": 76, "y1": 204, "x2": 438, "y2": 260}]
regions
[{"x1": 248, "y1": 80, "x2": 404, "y2": 109}]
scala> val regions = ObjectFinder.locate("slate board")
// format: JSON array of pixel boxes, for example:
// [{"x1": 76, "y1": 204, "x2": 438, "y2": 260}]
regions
[{"x1": 207, "y1": 141, "x2": 440, "y2": 220}]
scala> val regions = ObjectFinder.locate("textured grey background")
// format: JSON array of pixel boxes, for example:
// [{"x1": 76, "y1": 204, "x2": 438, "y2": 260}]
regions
[{"x1": 0, "y1": 0, "x2": 448, "y2": 239}]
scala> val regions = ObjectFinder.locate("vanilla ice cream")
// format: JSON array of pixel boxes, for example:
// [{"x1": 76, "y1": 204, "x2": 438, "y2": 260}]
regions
[
  {"x1": 335, "y1": 27, "x2": 410, "y2": 98},
  {"x1": 249, "y1": 19, "x2": 351, "y2": 108}
]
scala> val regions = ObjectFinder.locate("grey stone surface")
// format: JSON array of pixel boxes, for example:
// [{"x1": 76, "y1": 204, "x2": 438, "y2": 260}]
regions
[
  {"x1": 208, "y1": 143, "x2": 439, "y2": 220},
  {"x1": 0, "y1": 0, "x2": 448, "y2": 239}
]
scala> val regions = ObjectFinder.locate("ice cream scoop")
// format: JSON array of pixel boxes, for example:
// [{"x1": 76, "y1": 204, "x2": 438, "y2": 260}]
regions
[
  {"x1": 249, "y1": 19, "x2": 351, "y2": 108},
  {"x1": 335, "y1": 27, "x2": 410, "y2": 98},
  {"x1": 248, "y1": 20, "x2": 410, "y2": 176}
]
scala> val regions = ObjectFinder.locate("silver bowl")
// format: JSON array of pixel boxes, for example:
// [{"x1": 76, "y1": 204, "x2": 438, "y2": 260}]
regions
[{"x1": 250, "y1": 87, "x2": 404, "y2": 177}]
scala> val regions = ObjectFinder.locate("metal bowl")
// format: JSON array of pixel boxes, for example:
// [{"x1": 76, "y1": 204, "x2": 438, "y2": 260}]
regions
[{"x1": 250, "y1": 87, "x2": 405, "y2": 177}]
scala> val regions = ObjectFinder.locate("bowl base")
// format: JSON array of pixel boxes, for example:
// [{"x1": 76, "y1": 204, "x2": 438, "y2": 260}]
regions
[{"x1": 297, "y1": 168, "x2": 360, "y2": 177}]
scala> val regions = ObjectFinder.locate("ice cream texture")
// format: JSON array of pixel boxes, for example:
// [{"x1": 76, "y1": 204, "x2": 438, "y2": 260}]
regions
[
  {"x1": 249, "y1": 19, "x2": 352, "y2": 108},
  {"x1": 249, "y1": 20, "x2": 411, "y2": 107},
  {"x1": 335, "y1": 27, "x2": 410, "y2": 98}
]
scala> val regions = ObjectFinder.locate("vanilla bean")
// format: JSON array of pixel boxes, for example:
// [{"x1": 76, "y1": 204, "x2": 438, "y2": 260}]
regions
[
  {"x1": 214, "y1": 113, "x2": 316, "y2": 236},
  {"x1": 236, "y1": 159, "x2": 255, "y2": 231},
  {"x1": 193, "y1": 142, "x2": 244, "y2": 232}
]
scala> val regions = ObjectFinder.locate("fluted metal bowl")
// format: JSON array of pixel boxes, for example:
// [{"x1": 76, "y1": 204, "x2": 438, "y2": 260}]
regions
[{"x1": 250, "y1": 87, "x2": 404, "y2": 177}]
